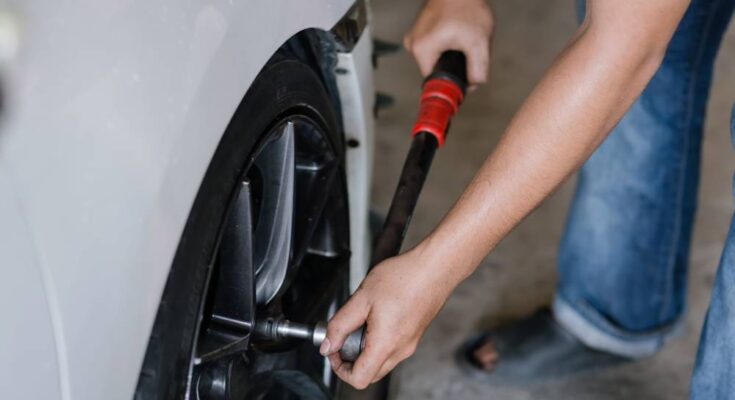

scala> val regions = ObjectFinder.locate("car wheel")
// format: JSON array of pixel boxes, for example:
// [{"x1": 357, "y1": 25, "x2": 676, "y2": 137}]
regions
[{"x1": 135, "y1": 53, "x2": 351, "y2": 400}]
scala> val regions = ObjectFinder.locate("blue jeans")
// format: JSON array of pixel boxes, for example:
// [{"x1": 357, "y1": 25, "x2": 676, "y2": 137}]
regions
[{"x1": 556, "y1": 0, "x2": 734, "y2": 398}]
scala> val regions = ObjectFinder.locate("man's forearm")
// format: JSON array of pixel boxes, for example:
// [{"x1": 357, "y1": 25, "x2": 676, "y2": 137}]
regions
[{"x1": 414, "y1": 1, "x2": 688, "y2": 287}]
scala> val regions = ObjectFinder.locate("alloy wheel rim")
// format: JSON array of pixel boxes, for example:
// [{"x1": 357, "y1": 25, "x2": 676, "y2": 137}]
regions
[{"x1": 188, "y1": 115, "x2": 350, "y2": 400}]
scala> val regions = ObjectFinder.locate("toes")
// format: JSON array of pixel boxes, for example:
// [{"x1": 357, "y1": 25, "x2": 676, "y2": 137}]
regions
[{"x1": 472, "y1": 338, "x2": 499, "y2": 371}]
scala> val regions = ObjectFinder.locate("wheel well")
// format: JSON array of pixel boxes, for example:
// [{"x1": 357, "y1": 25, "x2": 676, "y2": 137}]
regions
[
  {"x1": 275, "y1": 29, "x2": 345, "y2": 143},
  {"x1": 239, "y1": 0, "x2": 369, "y2": 158}
]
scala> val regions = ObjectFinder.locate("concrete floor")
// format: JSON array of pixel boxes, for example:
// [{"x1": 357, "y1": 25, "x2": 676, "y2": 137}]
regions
[{"x1": 368, "y1": 1, "x2": 735, "y2": 399}]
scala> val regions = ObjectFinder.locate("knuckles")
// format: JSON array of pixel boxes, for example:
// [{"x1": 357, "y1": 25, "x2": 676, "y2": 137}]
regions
[
  {"x1": 395, "y1": 340, "x2": 418, "y2": 360},
  {"x1": 405, "y1": 342, "x2": 419, "y2": 358},
  {"x1": 326, "y1": 323, "x2": 344, "y2": 338}
]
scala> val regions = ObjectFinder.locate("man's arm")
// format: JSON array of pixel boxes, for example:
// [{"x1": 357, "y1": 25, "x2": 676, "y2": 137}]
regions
[{"x1": 323, "y1": 0, "x2": 690, "y2": 389}]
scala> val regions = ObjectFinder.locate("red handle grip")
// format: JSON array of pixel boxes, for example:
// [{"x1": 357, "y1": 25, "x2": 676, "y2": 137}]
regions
[{"x1": 411, "y1": 78, "x2": 464, "y2": 147}]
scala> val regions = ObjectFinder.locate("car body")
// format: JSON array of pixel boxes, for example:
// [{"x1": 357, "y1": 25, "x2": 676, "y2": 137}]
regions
[{"x1": 0, "y1": 1, "x2": 374, "y2": 398}]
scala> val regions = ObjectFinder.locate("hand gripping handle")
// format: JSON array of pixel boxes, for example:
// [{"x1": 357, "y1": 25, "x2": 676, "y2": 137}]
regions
[{"x1": 411, "y1": 51, "x2": 469, "y2": 146}]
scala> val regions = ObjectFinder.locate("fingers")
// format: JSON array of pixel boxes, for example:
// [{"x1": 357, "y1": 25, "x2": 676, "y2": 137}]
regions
[
  {"x1": 403, "y1": 0, "x2": 493, "y2": 86},
  {"x1": 371, "y1": 339, "x2": 418, "y2": 383},
  {"x1": 322, "y1": 292, "x2": 369, "y2": 356},
  {"x1": 330, "y1": 328, "x2": 392, "y2": 390},
  {"x1": 372, "y1": 357, "x2": 400, "y2": 383},
  {"x1": 330, "y1": 342, "x2": 415, "y2": 388},
  {"x1": 405, "y1": 34, "x2": 443, "y2": 78},
  {"x1": 328, "y1": 322, "x2": 418, "y2": 389},
  {"x1": 350, "y1": 333, "x2": 392, "y2": 388},
  {"x1": 403, "y1": 35, "x2": 412, "y2": 55},
  {"x1": 463, "y1": 40, "x2": 490, "y2": 86},
  {"x1": 327, "y1": 353, "x2": 347, "y2": 378},
  {"x1": 405, "y1": 33, "x2": 490, "y2": 86}
]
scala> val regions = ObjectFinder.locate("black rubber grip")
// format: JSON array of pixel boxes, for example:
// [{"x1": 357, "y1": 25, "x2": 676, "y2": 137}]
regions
[{"x1": 427, "y1": 50, "x2": 468, "y2": 94}]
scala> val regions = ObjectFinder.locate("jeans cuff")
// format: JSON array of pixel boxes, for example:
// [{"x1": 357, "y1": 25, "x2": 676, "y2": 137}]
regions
[{"x1": 552, "y1": 295, "x2": 684, "y2": 359}]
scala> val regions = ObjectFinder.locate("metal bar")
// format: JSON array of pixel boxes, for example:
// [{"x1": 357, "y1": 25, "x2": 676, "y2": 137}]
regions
[{"x1": 370, "y1": 132, "x2": 438, "y2": 267}]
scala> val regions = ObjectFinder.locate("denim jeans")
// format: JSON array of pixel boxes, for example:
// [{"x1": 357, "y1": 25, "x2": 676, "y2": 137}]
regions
[{"x1": 555, "y1": 0, "x2": 734, "y2": 398}]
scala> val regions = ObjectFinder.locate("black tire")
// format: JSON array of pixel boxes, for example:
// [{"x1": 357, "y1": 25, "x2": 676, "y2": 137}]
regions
[{"x1": 135, "y1": 54, "x2": 346, "y2": 399}]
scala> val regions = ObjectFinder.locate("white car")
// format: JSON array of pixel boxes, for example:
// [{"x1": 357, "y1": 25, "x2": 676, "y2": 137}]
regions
[{"x1": 0, "y1": 1, "x2": 376, "y2": 398}]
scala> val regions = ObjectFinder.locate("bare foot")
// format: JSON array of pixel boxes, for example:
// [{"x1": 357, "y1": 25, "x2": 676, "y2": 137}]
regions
[{"x1": 472, "y1": 338, "x2": 499, "y2": 371}]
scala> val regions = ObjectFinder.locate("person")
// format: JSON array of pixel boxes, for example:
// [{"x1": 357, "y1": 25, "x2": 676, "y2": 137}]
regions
[{"x1": 322, "y1": 0, "x2": 735, "y2": 397}]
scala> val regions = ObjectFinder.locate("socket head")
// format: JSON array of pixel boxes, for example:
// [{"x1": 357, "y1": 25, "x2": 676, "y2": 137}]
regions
[{"x1": 312, "y1": 321, "x2": 327, "y2": 346}]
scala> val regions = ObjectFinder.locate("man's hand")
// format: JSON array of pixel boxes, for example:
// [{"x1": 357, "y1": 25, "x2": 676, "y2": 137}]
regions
[
  {"x1": 320, "y1": 247, "x2": 456, "y2": 389},
  {"x1": 404, "y1": 0, "x2": 493, "y2": 87}
]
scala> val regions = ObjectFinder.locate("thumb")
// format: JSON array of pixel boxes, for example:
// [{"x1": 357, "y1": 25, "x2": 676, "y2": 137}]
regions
[{"x1": 323, "y1": 293, "x2": 370, "y2": 356}]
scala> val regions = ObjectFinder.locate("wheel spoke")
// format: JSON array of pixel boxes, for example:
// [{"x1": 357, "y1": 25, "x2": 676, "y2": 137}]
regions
[
  {"x1": 196, "y1": 180, "x2": 256, "y2": 363},
  {"x1": 253, "y1": 121, "x2": 295, "y2": 304},
  {"x1": 213, "y1": 180, "x2": 256, "y2": 327},
  {"x1": 291, "y1": 153, "x2": 339, "y2": 265}
]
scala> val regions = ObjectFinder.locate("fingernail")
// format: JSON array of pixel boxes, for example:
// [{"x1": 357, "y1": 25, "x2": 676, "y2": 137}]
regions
[{"x1": 320, "y1": 338, "x2": 331, "y2": 356}]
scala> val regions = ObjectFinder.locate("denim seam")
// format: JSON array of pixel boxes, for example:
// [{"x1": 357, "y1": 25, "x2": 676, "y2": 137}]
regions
[
  {"x1": 554, "y1": 295, "x2": 685, "y2": 358},
  {"x1": 659, "y1": 0, "x2": 721, "y2": 323},
  {"x1": 557, "y1": 290, "x2": 682, "y2": 341}
]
